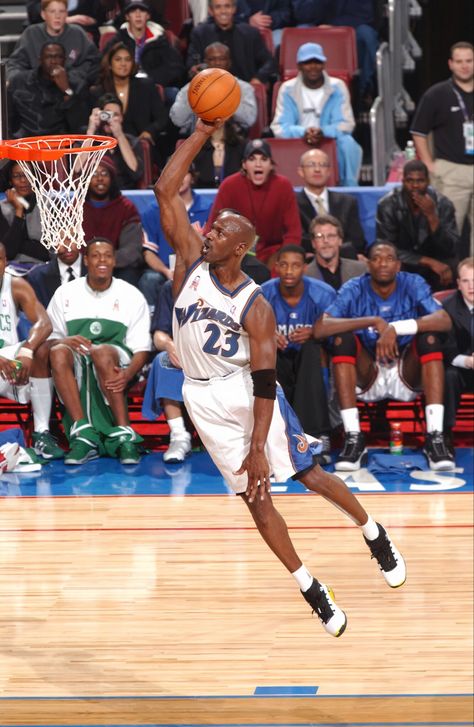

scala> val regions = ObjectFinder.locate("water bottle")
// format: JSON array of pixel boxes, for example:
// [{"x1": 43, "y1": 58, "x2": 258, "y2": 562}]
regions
[
  {"x1": 404, "y1": 140, "x2": 416, "y2": 161},
  {"x1": 390, "y1": 422, "x2": 404, "y2": 454}
]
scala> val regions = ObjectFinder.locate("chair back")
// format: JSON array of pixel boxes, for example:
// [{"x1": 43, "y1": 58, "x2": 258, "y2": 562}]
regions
[{"x1": 265, "y1": 137, "x2": 339, "y2": 187}]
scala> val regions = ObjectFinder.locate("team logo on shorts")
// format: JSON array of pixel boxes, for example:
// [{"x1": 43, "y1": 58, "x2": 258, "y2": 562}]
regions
[
  {"x1": 293, "y1": 434, "x2": 309, "y2": 453},
  {"x1": 89, "y1": 321, "x2": 102, "y2": 336}
]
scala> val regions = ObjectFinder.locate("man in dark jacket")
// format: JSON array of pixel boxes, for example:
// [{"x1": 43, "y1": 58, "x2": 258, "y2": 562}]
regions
[
  {"x1": 8, "y1": 42, "x2": 90, "y2": 139},
  {"x1": 297, "y1": 148, "x2": 367, "y2": 258},
  {"x1": 187, "y1": 0, "x2": 276, "y2": 85},
  {"x1": 27, "y1": 242, "x2": 86, "y2": 308},
  {"x1": 376, "y1": 160, "x2": 460, "y2": 290},
  {"x1": 105, "y1": 0, "x2": 185, "y2": 93},
  {"x1": 442, "y1": 257, "x2": 474, "y2": 437}
]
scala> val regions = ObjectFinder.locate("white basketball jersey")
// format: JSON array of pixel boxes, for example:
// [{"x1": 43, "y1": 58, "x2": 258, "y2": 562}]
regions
[
  {"x1": 0, "y1": 273, "x2": 20, "y2": 348},
  {"x1": 173, "y1": 259, "x2": 262, "y2": 380}
]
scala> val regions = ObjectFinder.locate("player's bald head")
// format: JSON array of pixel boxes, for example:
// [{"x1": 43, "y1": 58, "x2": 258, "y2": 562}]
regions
[{"x1": 216, "y1": 209, "x2": 256, "y2": 251}]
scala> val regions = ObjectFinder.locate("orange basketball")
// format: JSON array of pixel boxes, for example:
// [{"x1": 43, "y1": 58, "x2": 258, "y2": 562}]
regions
[{"x1": 188, "y1": 68, "x2": 241, "y2": 122}]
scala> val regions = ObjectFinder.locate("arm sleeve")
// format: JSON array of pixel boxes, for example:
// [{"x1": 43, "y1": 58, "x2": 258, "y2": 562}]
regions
[
  {"x1": 325, "y1": 283, "x2": 353, "y2": 318},
  {"x1": 233, "y1": 84, "x2": 258, "y2": 128},
  {"x1": 270, "y1": 84, "x2": 305, "y2": 138},
  {"x1": 0, "y1": 215, "x2": 50, "y2": 263},
  {"x1": 414, "y1": 277, "x2": 442, "y2": 316},
  {"x1": 115, "y1": 222, "x2": 145, "y2": 269},
  {"x1": 125, "y1": 291, "x2": 152, "y2": 352},
  {"x1": 281, "y1": 184, "x2": 303, "y2": 245},
  {"x1": 151, "y1": 281, "x2": 174, "y2": 335},
  {"x1": 169, "y1": 86, "x2": 194, "y2": 132},
  {"x1": 46, "y1": 290, "x2": 68, "y2": 339},
  {"x1": 320, "y1": 82, "x2": 355, "y2": 137}
]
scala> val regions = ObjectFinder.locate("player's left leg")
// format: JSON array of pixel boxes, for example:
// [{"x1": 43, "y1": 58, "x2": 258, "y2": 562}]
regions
[
  {"x1": 298, "y1": 463, "x2": 406, "y2": 589},
  {"x1": 402, "y1": 336, "x2": 454, "y2": 470}
]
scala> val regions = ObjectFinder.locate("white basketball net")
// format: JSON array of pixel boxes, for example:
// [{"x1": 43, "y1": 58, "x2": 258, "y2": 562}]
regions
[{"x1": 10, "y1": 136, "x2": 115, "y2": 251}]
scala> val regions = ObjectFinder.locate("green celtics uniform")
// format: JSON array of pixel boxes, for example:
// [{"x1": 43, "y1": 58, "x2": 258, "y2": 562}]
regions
[{"x1": 47, "y1": 277, "x2": 151, "y2": 453}]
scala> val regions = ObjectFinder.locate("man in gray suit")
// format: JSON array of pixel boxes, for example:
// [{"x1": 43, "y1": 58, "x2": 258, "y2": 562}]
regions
[{"x1": 306, "y1": 214, "x2": 367, "y2": 290}]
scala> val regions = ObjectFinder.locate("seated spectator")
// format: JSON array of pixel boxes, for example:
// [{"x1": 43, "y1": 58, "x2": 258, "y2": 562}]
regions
[
  {"x1": 187, "y1": 0, "x2": 276, "y2": 86},
  {"x1": 0, "y1": 162, "x2": 50, "y2": 268},
  {"x1": 142, "y1": 277, "x2": 192, "y2": 463},
  {"x1": 192, "y1": 121, "x2": 247, "y2": 188},
  {"x1": 305, "y1": 214, "x2": 367, "y2": 289},
  {"x1": 27, "y1": 240, "x2": 86, "y2": 308},
  {"x1": 204, "y1": 139, "x2": 302, "y2": 268},
  {"x1": 86, "y1": 94, "x2": 144, "y2": 189},
  {"x1": 90, "y1": 42, "x2": 168, "y2": 150},
  {"x1": 47, "y1": 238, "x2": 151, "y2": 465},
  {"x1": 140, "y1": 164, "x2": 212, "y2": 306},
  {"x1": 82, "y1": 158, "x2": 144, "y2": 286},
  {"x1": 170, "y1": 42, "x2": 257, "y2": 135},
  {"x1": 104, "y1": 0, "x2": 186, "y2": 100},
  {"x1": 6, "y1": 0, "x2": 100, "y2": 92},
  {"x1": 442, "y1": 257, "x2": 474, "y2": 443},
  {"x1": 26, "y1": 0, "x2": 122, "y2": 46},
  {"x1": 270, "y1": 42, "x2": 362, "y2": 187},
  {"x1": 292, "y1": 0, "x2": 383, "y2": 107},
  {"x1": 376, "y1": 160, "x2": 459, "y2": 290},
  {"x1": 297, "y1": 148, "x2": 367, "y2": 257},
  {"x1": 314, "y1": 241, "x2": 454, "y2": 472},
  {"x1": 0, "y1": 242, "x2": 65, "y2": 462},
  {"x1": 261, "y1": 244, "x2": 336, "y2": 463},
  {"x1": 8, "y1": 42, "x2": 90, "y2": 139},
  {"x1": 236, "y1": 0, "x2": 292, "y2": 47}
]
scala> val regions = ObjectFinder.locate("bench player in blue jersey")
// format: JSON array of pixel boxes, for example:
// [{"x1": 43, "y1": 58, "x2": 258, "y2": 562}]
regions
[
  {"x1": 314, "y1": 241, "x2": 454, "y2": 472},
  {"x1": 153, "y1": 119, "x2": 407, "y2": 638},
  {"x1": 261, "y1": 244, "x2": 336, "y2": 463}
]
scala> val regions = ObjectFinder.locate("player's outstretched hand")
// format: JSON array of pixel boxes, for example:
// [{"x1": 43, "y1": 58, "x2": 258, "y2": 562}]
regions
[
  {"x1": 195, "y1": 117, "x2": 226, "y2": 136},
  {"x1": 234, "y1": 450, "x2": 272, "y2": 503}
]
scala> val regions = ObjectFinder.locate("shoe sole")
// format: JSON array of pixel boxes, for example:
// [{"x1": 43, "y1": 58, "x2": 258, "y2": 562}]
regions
[
  {"x1": 426, "y1": 459, "x2": 456, "y2": 471},
  {"x1": 335, "y1": 450, "x2": 368, "y2": 471},
  {"x1": 64, "y1": 451, "x2": 99, "y2": 466},
  {"x1": 33, "y1": 448, "x2": 64, "y2": 460},
  {"x1": 120, "y1": 458, "x2": 141, "y2": 465}
]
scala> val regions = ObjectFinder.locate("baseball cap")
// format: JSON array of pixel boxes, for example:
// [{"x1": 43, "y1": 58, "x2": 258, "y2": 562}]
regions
[
  {"x1": 124, "y1": 0, "x2": 150, "y2": 12},
  {"x1": 296, "y1": 42, "x2": 327, "y2": 64},
  {"x1": 242, "y1": 139, "x2": 272, "y2": 160}
]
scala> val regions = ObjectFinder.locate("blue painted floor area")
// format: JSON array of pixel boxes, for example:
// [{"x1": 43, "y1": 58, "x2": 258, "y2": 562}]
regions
[{"x1": 0, "y1": 447, "x2": 472, "y2": 497}]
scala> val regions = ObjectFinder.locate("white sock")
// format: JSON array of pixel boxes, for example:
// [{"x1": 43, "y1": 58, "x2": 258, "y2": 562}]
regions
[
  {"x1": 425, "y1": 404, "x2": 444, "y2": 433},
  {"x1": 292, "y1": 564, "x2": 314, "y2": 592},
  {"x1": 360, "y1": 515, "x2": 380, "y2": 541},
  {"x1": 30, "y1": 377, "x2": 54, "y2": 433},
  {"x1": 341, "y1": 407, "x2": 360, "y2": 433},
  {"x1": 168, "y1": 416, "x2": 187, "y2": 437}
]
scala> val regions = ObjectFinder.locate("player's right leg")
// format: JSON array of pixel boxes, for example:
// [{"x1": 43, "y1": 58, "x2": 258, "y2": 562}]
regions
[
  {"x1": 241, "y1": 492, "x2": 347, "y2": 637},
  {"x1": 332, "y1": 334, "x2": 374, "y2": 470}
]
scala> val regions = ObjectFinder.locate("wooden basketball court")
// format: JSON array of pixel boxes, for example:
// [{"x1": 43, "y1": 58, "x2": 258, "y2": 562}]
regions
[{"x1": 0, "y1": 476, "x2": 472, "y2": 727}]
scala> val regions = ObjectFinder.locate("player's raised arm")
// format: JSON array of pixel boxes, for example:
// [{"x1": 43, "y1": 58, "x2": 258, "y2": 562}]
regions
[{"x1": 154, "y1": 118, "x2": 225, "y2": 267}]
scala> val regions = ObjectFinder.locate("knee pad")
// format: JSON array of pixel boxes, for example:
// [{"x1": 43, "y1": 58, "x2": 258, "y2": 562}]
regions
[
  {"x1": 415, "y1": 332, "x2": 443, "y2": 365},
  {"x1": 332, "y1": 332, "x2": 358, "y2": 366}
]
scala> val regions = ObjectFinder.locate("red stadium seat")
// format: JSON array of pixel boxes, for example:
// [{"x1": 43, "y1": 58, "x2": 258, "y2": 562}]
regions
[
  {"x1": 433, "y1": 289, "x2": 456, "y2": 303},
  {"x1": 164, "y1": 0, "x2": 191, "y2": 36},
  {"x1": 279, "y1": 26, "x2": 358, "y2": 88},
  {"x1": 248, "y1": 83, "x2": 269, "y2": 139},
  {"x1": 136, "y1": 138, "x2": 153, "y2": 189},
  {"x1": 265, "y1": 137, "x2": 339, "y2": 186},
  {"x1": 259, "y1": 26, "x2": 274, "y2": 55}
]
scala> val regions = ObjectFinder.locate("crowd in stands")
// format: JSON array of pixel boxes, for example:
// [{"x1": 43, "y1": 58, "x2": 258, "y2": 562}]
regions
[{"x1": 0, "y1": 0, "x2": 472, "y2": 472}]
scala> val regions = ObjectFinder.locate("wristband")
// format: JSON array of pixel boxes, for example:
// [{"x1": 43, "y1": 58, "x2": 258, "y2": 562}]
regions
[
  {"x1": 18, "y1": 346, "x2": 34, "y2": 359},
  {"x1": 251, "y1": 368, "x2": 277, "y2": 400},
  {"x1": 390, "y1": 319, "x2": 418, "y2": 336}
]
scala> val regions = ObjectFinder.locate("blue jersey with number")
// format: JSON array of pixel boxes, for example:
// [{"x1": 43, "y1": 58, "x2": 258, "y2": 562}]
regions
[
  {"x1": 173, "y1": 258, "x2": 261, "y2": 379},
  {"x1": 261, "y1": 277, "x2": 336, "y2": 351},
  {"x1": 325, "y1": 272, "x2": 441, "y2": 354}
]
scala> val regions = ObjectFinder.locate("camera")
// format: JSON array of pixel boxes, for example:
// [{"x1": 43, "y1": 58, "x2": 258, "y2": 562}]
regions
[{"x1": 99, "y1": 110, "x2": 113, "y2": 122}]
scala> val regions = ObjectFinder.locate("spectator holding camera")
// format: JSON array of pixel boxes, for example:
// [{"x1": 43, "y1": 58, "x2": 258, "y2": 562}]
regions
[{"x1": 86, "y1": 93, "x2": 144, "y2": 189}]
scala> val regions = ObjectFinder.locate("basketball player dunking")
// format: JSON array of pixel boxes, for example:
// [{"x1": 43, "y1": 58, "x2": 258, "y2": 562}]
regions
[{"x1": 154, "y1": 118, "x2": 407, "y2": 637}]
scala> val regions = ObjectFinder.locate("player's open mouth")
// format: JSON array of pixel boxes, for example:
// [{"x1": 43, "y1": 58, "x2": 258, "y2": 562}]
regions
[{"x1": 202, "y1": 242, "x2": 210, "y2": 255}]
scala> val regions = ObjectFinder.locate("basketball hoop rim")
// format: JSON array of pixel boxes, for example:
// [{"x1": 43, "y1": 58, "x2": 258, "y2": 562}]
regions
[{"x1": 0, "y1": 134, "x2": 117, "y2": 162}]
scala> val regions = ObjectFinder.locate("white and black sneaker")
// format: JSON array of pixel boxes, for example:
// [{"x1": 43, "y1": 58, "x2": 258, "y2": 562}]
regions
[
  {"x1": 423, "y1": 431, "x2": 455, "y2": 471},
  {"x1": 301, "y1": 579, "x2": 347, "y2": 637},
  {"x1": 335, "y1": 431, "x2": 368, "y2": 471},
  {"x1": 364, "y1": 523, "x2": 406, "y2": 588}
]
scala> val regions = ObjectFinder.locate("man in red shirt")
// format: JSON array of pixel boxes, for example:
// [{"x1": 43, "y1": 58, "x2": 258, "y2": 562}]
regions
[{"x1": 204, "y1": 139, "x2": 302, "y2": 269}]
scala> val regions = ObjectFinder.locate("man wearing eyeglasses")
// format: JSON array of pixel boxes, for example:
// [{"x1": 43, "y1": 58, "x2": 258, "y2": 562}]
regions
[
  {"x1": 296, "y1": 149, "x2": 367, "y2": 258},
  {"x1": 305, "y1": 214, "x2": 367, "y2": 290}
]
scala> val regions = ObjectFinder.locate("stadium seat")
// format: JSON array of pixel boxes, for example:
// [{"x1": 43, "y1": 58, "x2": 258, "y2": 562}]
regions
[
  {"x1": 164, "y1": 0, "x2": 191, "y2": 36},
  {"x1": 265, "y1": 137, "x2": 339, "y2": 186},
  {"x1": 279, "y1": 26, "x2": 358, "y2": 88},
  {"x1": 248, "y1": 83, "x2": 269, "y2": 139},
  {"x1": 137, "y1": 138, "x2": 153, "y2": 189},
  {"x1": 433, "y1": 289, "x2": 456, "y2": 303},
  {"x1": 259, "y1": 26, "x2": 275, "y2": 55}
]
